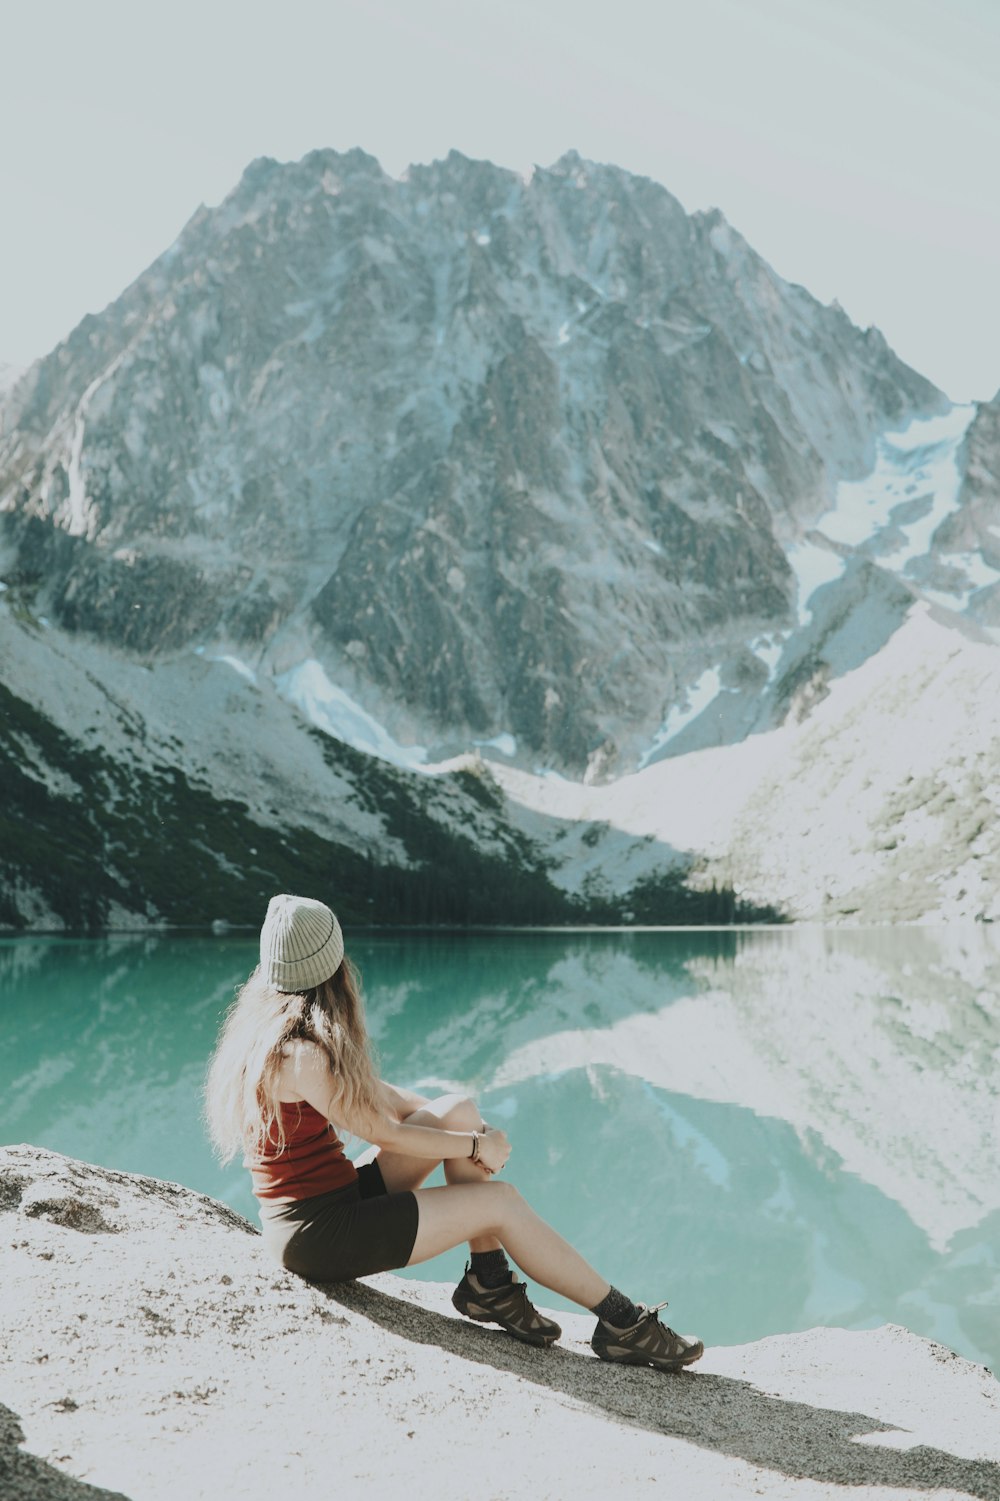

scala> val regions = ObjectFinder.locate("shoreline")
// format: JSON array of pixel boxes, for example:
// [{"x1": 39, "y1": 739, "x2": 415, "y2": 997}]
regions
[{"x1": 4, "y1": 916, "x2": 994, "y2": 939}]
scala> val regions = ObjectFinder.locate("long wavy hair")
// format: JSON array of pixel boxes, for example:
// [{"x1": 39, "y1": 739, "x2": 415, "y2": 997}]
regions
[{"x1": 204, "y1": 955, "x2": 382, "y2": 1163}]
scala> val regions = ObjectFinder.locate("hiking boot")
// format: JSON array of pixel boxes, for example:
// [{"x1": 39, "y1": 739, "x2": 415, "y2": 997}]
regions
[
  {"x1": 452, "y1": 1266, "x2": 562, "y2": 1347},
  {"x1": 591, "y1": 1301, "x2": 704, "y2": 1371}
]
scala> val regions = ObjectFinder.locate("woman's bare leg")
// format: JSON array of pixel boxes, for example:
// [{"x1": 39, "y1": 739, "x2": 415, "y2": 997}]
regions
[
  {"x1": 362, "y1": 1092, "x2": 610, "y2": 1304},
  {"x1": 407, "y1": 1179, "x2": 611, "y2": 1311},
  {"x1": 367, "y1": 1094, "x2": 503, "y2": 1254}
]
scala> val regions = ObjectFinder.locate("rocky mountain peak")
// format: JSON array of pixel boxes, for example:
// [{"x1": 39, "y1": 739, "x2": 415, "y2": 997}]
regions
[{"x1": 0, "y1": 147, "x2": 946, "y2": 773}]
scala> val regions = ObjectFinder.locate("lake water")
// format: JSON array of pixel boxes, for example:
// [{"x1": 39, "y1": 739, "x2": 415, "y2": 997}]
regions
[{"x1": 2, "y1": 926, "x2": 998, "y2": 1373}]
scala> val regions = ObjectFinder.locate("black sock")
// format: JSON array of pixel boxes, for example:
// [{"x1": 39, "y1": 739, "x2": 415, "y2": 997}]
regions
[
  {"x1": 470, "y1": 1249, "x2": 513, "y2": 1288},
  {"x1": 591, "y1": 1285, "x2": 641, "y2": 1327}
]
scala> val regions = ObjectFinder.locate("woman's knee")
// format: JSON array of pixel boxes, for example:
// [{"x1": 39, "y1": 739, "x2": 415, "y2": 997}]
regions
[
  {"x1": 418, "y1": 1094, "x2": 483, "y2": 1132},
  {"x1": 473, "y1": 1178, "x2": 520, "y2": 1238},
  {"x1": 449, "y1": 1095, "x2": 484, "y2": 1131},
  {"x1": 490, "y1": 1179, "x2": 521, "y2": 1219}
]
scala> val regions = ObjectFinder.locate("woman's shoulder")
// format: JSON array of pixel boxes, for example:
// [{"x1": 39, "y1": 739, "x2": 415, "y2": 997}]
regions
[
  {"x1": 279, "y1": 1035, "x2": 324, "y2": 1061},
  {"x1": 276, "y1": 1037, "x2": 333, "y2": 1098}
]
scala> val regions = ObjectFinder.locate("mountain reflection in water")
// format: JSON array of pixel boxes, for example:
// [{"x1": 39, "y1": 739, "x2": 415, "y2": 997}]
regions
[{"x1": 2, "y1": 926, "x2": 997, "y2": 1373}]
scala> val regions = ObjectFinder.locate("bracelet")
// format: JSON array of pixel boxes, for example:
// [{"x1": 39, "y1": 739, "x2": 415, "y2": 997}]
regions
[{"x1": 469, "y1": 1132, "x2": 481, "y2": 1163}]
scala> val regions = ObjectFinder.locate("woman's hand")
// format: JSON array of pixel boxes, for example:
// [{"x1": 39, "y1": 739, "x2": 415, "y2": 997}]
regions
[{"x1": 477, "y1": 1126, "x2": 511, "y2": 1176}]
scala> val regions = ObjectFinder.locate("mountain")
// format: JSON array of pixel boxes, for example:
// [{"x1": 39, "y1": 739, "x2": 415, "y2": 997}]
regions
[
  {"x1": 0, "y1": 608, "x2": 764, "y2": 932},
  {"x1": 0, "y1": 148, "x2": 944, "y2": 777},
  {"x1": 933, "y1": 389, "x2": 1000, "y2": 626},
  {"x1": 4, "y1": 147, "x2": 997, "y2": 933}
]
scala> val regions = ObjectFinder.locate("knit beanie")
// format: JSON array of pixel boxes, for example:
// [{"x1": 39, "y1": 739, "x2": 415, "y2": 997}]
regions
[{"x1": 260, "y1": 894, "x2": 345, "y2": 992}]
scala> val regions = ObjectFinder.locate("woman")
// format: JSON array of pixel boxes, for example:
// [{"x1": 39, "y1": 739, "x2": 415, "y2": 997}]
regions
[{"x1": 205, "y1": 893, "x2": 703, "y2": 1372}]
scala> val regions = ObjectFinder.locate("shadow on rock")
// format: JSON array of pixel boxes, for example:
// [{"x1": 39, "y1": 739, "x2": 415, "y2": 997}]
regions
[
  {"x1": 325, "y1": 1281, "x2": 1000, "y2": 1500},
  {"x1": 0, "y1": 1404, "x2": 131, "y2": 1501}
]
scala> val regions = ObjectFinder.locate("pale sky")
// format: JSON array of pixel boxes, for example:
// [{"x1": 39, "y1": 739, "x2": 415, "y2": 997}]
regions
[{"x1": 2, "y1": 0, "x2": 998, "y2": 400}]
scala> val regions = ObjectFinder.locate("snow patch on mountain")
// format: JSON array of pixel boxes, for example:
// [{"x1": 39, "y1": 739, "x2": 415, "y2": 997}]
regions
[
  {"x1": 276, "y1": 659, "x2": 429, "y2": 769},
  {"x1": 493, "y1": 598, "x2": 1000, "y2": 923},
  {"x1": 927, "y1": 550, "x2": 1000, "y2": 608},
  {"x1": 788, "y1": 405, "x2": 982, "y2": 622},
  {"x1": 63, "y1": 350, "x2": 133, "y2": 540},
  {"x1": 633, "y1": 405, "x2": 992, "y2": 771},
  {"x1": 786, "y1": 537, "x2": 848, "y2": 623},
  {"x1": 473, "y1": 732, "x2": 518, "y2": 758},
  {"x1": 208, "y1": 653, "x2": 257, "y2": 684},
  {"x1": 750, "y1": 633, "x2": 787, "y2": 679},
  {"x1": 815, "y1": 404, "x2": 978, "y2": 583},
  {"x1": 639, "y1": 668, "x2": 724, "y2": 768}
]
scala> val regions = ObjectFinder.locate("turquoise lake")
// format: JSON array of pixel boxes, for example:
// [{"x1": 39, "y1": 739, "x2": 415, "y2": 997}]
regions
[{"x1": 2, "y1": 926, "x2": 997, "y2": 1373}]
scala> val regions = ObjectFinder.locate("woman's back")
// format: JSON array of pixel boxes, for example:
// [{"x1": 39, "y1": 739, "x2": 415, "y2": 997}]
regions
[{"x1": 247, "y1": 1099, "x2": 357, "y2": 1202}]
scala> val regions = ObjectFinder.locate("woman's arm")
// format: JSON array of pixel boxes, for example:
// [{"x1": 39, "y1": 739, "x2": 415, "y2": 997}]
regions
[
  {"x1": 379, "y1": 1080, "x2": 431, "y2": 1122},
  {"x1": 286, "y1": 1045, "x2": 509, "y2": 1170}
]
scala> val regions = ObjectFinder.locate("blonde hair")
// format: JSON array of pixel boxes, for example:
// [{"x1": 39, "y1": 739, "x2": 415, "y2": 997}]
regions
[{"x1": 204, "y1": 955, "x2": 382, "y2": 1163}]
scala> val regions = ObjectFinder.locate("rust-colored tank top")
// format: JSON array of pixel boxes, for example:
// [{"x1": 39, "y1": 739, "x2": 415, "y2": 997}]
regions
[{"x1": 247, "y1": 1099, "x2": 359, "y2": 1202}]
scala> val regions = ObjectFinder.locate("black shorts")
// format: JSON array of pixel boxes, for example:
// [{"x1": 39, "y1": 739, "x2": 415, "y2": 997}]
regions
[{"x1": 257, "y1": 1159, "x2": 420, "y2": 1282}]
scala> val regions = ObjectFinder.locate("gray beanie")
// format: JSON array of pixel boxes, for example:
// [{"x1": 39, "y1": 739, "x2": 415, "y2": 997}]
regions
[{"x1": 260, "y1": 894, "x2": 345, "y2": 992}]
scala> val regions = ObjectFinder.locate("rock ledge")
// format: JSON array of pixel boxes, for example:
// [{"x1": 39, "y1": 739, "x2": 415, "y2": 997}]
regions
[{"x1": 1, "y1": 1146, "x2": 997, "y2": 1501}]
